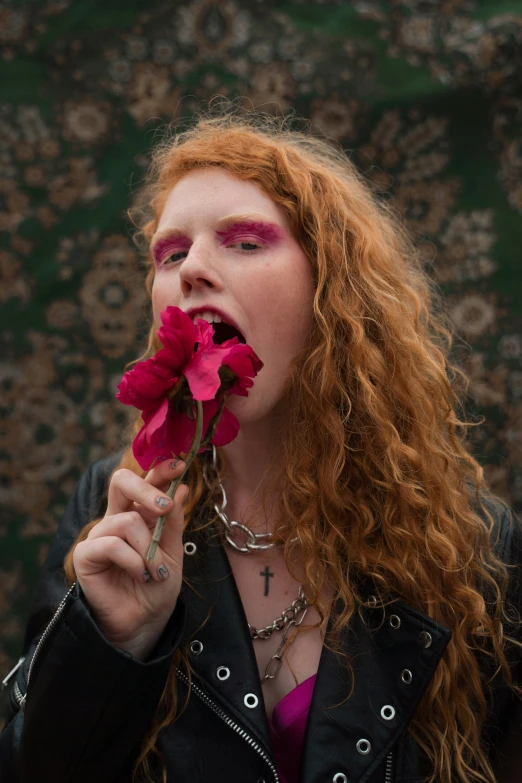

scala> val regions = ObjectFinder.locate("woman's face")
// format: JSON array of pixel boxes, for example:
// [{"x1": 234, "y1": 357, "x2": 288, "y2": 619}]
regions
[{"x1": 150, "y1": 167, "x2": 315, "y2": 423}]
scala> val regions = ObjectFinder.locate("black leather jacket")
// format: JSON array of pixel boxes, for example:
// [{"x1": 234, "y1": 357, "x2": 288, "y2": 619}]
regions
[{"x1": 1, "y1": 452, "x2": 522, "y2": 783}]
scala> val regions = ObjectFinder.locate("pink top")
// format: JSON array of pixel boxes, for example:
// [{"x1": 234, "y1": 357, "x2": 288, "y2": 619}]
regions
[{"x1": 268, "y1": 675, "x2": 317, "y2": 783}]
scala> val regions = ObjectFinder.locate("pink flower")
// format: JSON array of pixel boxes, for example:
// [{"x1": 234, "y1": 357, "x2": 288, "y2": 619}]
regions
[{"x1": 116, "y1": 306, "x2": 263, "y2": 471}]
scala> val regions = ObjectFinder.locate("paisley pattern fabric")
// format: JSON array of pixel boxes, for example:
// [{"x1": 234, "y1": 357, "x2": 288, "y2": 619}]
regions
[{"x1": 1, "y1": 0, "x2": 521, "y2": 725}]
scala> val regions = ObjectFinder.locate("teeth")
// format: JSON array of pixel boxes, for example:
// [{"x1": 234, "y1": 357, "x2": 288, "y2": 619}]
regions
[{"x1": 192, "y1": 310, "x2": 223, "y2": 324}]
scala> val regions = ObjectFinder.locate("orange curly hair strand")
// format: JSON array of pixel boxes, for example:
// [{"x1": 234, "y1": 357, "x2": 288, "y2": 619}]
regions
[{"x1": 63, "y1": 104, "x2": 522, "y2": 783}]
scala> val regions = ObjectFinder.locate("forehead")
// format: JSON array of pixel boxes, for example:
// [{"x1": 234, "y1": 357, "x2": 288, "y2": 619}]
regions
[{"x1": 156, "y1": 168, "x2": 289, "y2": 232}]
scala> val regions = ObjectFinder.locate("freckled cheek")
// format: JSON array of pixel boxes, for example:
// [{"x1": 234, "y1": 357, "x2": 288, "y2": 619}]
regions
[
  {"x1": 260, "y1": 316, "x2": 300, "y2": 359},
  {"x1": 151, "y1": 284, "x2": 160, "y2": 310},
  {"x1": 151, "y1": 284, "x2": 171, "y2": 325}
]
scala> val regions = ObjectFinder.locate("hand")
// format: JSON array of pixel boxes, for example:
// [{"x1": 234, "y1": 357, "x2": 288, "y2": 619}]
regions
[{"x1": 72, "y1": 459, "x2": 188, "y2": 660}]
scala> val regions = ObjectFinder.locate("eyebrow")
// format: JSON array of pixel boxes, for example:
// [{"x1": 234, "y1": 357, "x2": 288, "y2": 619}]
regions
[{"x1": 150, "y1": 213, "x2": 286, "y2": 257}]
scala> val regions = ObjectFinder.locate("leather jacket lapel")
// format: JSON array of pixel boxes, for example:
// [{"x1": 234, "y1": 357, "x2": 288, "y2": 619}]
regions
[
  {"x1": 301, "y1": 591, "x2": 452, "y2": 783},
  {"x1": 179, "y1": 522, "x2": 273, "y2": 756}
]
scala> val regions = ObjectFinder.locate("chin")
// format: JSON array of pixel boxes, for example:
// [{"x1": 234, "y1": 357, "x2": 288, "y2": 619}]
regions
[{"x1": 225, "y1": 394, "x2": 258, "y2": 422}]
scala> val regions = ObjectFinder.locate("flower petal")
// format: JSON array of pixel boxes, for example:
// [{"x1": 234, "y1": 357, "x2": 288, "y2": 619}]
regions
[
  {"x1": 215, "y1": 341, "x2": 264, "y2": 396},
  {"x1": 163, "y1": 398, "x2": 240, "y2": 455},
  {"x1": 117, "y1": 359, "x2": 177, "y2": 410},
  {"x1": 131, "y1": 398, "x2": 170, "y2": 470},
  {"x1": 210, "y1": 403, "x2": 240, "y2": 445},
  {"x1": 184, "y1": 342, "x2": 229, "y2": 401},
  {"x1": 156, "y1": 306, "x2": 199, "y2": 369}
]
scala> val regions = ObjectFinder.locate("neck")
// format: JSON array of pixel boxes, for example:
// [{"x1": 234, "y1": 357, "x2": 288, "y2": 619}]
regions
[{"x1": 218, "y1": 418, "x2": 284, "y2": 533}]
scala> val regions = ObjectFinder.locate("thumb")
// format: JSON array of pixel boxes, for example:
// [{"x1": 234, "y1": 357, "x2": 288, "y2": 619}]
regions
[{"x1": 155, "y1": 481, "x2": 189, "y2": 561}]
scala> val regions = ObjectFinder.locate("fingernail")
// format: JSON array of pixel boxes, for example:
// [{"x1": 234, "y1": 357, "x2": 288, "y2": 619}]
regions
[
  {"x1": 158, "y1": 564, "x2": 169, "y2": 581},
  {"x1": 170, "y1": 459, "x2": 183, "y2": 469},
  {"x1": 155, "y1": 496, "x2": 171, "y2": 508},
  {"x1": 143, "y1": 570, "x2": 151, "y2": 583}
]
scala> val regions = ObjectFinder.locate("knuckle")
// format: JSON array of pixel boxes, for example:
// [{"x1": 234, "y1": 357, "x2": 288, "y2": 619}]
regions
[
  {"x1": 105, "y1": 536, "x2": 123, "y2": 553},
  {"x1": 127, "y1": 510, "x2": 144, "y2": 526},
  {"x1": 86, "y1": 519, "x2": 103, "y2": 537},
  {"x1": 111, "y1": 468, "x2": 129, "y2": 484}
]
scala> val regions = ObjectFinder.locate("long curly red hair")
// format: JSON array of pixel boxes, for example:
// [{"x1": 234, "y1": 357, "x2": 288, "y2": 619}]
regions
[{"x1": 64, "y1": 106, "x2": 521, "y2": 783}]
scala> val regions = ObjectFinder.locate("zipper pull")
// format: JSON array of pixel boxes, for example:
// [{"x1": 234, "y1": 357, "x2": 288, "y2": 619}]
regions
[{"x1": 2, "y1": 656, "x2": 25, "y2": 689}]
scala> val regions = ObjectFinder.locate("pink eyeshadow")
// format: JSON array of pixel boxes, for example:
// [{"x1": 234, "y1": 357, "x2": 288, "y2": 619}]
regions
[
  {"x1": 152, "y1": 220, "x2": 285, "y2": 264},
  {"x1": 216, "y1": 221, "x2": 285, "y2": 244},
  {"x1": 152, "y1": 235, "x2": 191, "y2": 264}
]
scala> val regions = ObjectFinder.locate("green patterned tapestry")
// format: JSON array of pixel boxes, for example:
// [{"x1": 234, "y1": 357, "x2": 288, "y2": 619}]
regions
[{"x1": 2, "y1": 0, "x2": 522, "y2": 724}]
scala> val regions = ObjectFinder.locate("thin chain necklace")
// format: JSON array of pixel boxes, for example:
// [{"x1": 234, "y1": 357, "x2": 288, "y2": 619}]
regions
[
  {"x1": 202, "y1": 446, "x2": 308, "y2": 682},
  {"x1": 249, "y1": 586, "x2": 309, "y2": 683}
]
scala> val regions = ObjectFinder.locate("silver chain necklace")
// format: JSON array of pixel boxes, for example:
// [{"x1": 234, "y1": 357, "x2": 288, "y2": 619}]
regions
[{"x1": 202, "y1": 444, "x2": 296, "y2": 553}]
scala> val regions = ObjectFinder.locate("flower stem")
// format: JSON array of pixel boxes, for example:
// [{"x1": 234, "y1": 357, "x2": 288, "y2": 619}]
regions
[{"x1": 145, "y1": 399, "x2": 204, "y2": 561}]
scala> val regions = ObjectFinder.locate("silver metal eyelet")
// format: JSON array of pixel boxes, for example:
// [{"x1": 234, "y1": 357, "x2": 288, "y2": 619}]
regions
[
  {"x1": 381, "y1": 705, "x2": 396, "y2": 721},
  {"x1": 244, "y1": 693, "x2": 259, "y2": 708},
  {"x1": 333, "y1": 774, "x2": 348, "y2": 783},
  {"x1": 356, "y1": 738, "x2": 371, "y2": 755},
  {"x1": 184, "y1": 541, "x2": 197, "y2": 556},
  {"x1": 401, "y1": 669, "x2": 413, "y2": 684},
  {"x1": 216, "y1": 666, "x2": 230, "y2": 681},
  {"x1": 190, "y1": 640, "x2": 203, "y2": 655},
  {"x1": 389, "y1": 614, "x2": 401, "y2": 629},
  {"x1": 418, "y1": 631, "x2": 433, "y2": 648}
]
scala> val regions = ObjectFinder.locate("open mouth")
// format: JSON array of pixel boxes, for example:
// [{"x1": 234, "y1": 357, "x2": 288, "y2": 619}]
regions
[{"x1": 211, "y1": 321, "x2": 246, "y2": 345}]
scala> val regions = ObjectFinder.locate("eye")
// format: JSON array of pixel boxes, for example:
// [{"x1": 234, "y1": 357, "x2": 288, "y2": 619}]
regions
[
  {"x1": 163, "y1": 251, "x2": 187, "y2": 265},
  {"x1": 230, "y1": 241, "x2": 262, "y2": 252},
  {"x1": 160, "y1": 240, "x2": 262, "y2": 266}
]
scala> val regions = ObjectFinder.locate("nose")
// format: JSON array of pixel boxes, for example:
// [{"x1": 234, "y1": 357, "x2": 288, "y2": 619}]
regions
[{"x1": 179, "y1": 238, "x2": 219, "y2": 292}]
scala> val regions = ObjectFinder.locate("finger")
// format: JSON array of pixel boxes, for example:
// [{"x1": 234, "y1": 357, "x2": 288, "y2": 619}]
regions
[
  {"x1": 146, "y1": 482, "x2": 188, "y2": 564},
  {"x1": 131, "y1": 482, "x2": 188, "y2": 528},
  {"x1": 132, "y1": 459, "x2": 188, "y2": 530},
  {"x1": 74, "y1": 536, "x2": 151, "y2": 585},
  {"x1": 144, "y1": 456, "x2": 187, "y2": 494},
  {"x1": 86, "y1": 511, "x2": 174, "y2": 582},
  {"x1": 106, "y1": 466, "x2": 183, "y2": 518}
]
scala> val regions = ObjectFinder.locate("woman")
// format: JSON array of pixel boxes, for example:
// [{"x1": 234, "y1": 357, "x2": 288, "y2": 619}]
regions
[{"x1": 1, "y1": 109, "x2": 522, "y2": 783}]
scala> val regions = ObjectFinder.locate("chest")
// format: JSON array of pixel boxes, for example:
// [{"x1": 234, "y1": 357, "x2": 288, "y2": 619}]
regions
[{"x1": 225, "y1": 549, "x2": 325, "y2": 718}]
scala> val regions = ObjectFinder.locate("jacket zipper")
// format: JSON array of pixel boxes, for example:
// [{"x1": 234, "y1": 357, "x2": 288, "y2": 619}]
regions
[
  {"x1": 385, "y1": 750, "x2": 393, "y2": 782},
  {"x1": 176, "y1": 668, "x2": 279, "y2": 783},
  {"x1": 12, "y1": 582, "x2": 77, "y2": 711},
  {"x1": 13, "y1": 679, "x2": 25, "y2": 707},
  {"x1": 1, "y1": 656, "x2": 25, "y2": 688}
]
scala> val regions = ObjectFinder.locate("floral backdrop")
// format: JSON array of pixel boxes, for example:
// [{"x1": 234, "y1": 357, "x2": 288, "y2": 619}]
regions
[{"x1": 1, "y1": 0, "x2": 522, "y2": 724}]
